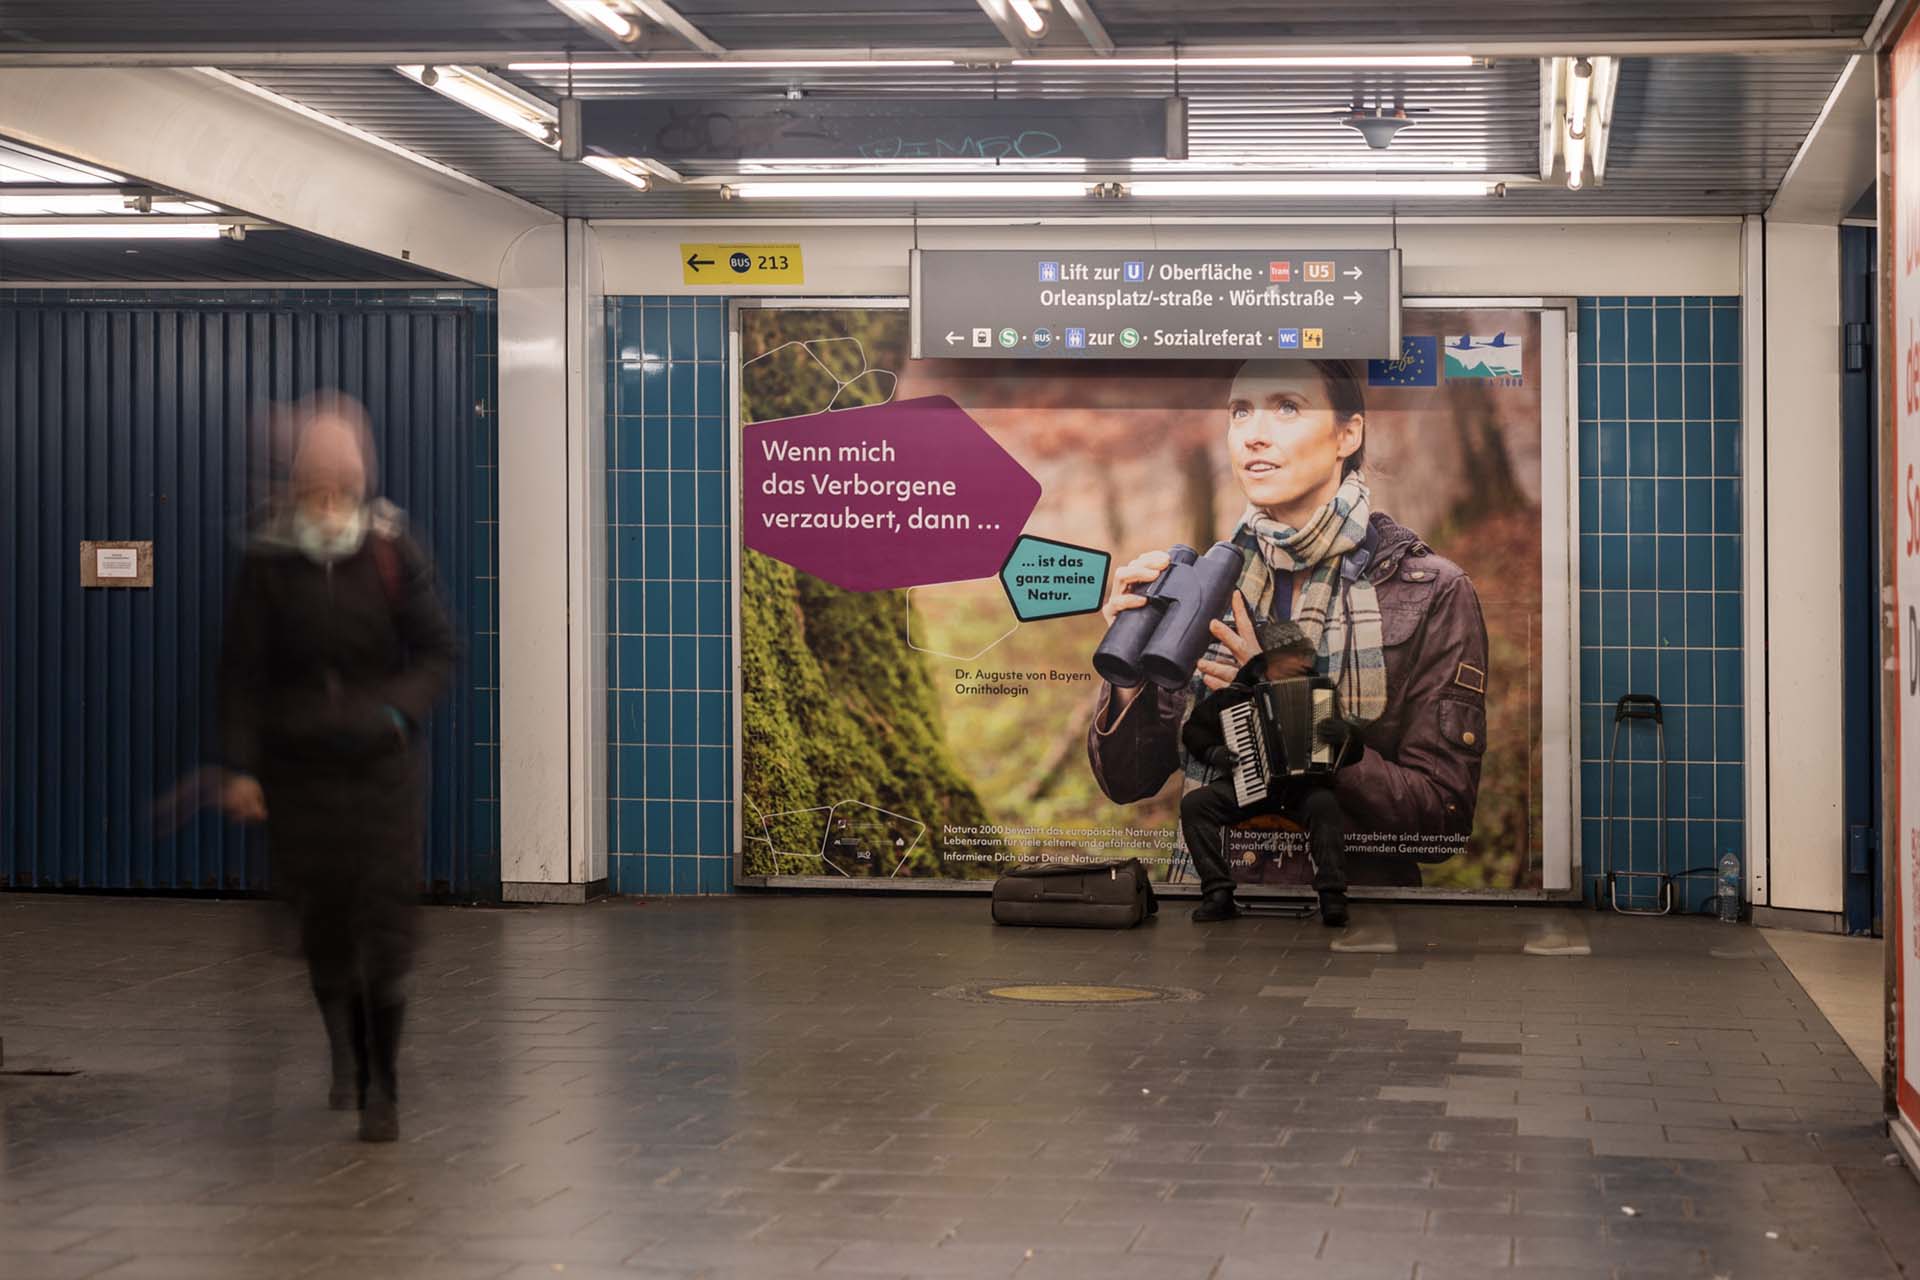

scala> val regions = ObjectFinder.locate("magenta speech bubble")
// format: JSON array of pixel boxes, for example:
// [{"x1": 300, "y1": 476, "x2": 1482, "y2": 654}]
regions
[{"x1": 743, "y1": 395, "x2": 1040, "y2": 593}]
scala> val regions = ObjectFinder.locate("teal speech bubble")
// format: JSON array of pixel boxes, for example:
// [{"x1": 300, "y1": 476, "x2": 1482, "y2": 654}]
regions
[{"x1": 998, "y1": 535, "x2": 1111, "y2": 622}]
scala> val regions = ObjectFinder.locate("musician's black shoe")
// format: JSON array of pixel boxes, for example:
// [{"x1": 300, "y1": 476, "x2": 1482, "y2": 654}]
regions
[
  {"x1": 1318, "y1": 891, "x2": 1350, "y2": 928},
  {"x1": 1191, "y1": 890, "x2": 1239, "y2": 923}
]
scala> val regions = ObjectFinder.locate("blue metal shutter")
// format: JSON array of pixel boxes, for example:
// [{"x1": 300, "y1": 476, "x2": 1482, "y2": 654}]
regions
[{"x1": 0, "y1": 306, "x2": 479, "y2": 895}]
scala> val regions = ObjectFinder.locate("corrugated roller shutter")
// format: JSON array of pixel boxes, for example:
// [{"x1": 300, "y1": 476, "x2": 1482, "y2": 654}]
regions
[{"x1": 0, "y1": 306, "x2": 477, "y2": 894}]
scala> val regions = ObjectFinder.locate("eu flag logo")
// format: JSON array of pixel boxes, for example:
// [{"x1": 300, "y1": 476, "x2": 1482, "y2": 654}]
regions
[{"x1": 1368, "y1": 335, "x2": 1438, "y2": 387}]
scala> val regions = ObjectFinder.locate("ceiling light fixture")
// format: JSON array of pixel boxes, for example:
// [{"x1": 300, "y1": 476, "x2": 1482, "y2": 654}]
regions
[
  {"x1": 397, "y1": 65, "x2": 559, "y2": 146},
  {"x1": 727, "y1": 179, "x2": 1092, "y2": 199},
  {"x1": 1563, "y1": 60, "x2": 1590, "y2": 190},
  {"x1": 555, "y1": 0, "x2": 639, "y2": 41},
  {"x1": 507, "y1": 58, "x2": 961, "y2": 70},
  {"x1": 0, "y1": 194, "x2": 216, "y2": 215},
  {"x1": 0, "y1": 222, "x2": 239, "y2": 239},
  {"x1": 1586, "y1": 58, "x2": 1620, "y2": 185},
  {"x1": 721, "y1": 177, "x2": 1502, "y2": 199},
  {"x1": 734, "y1": 157, "x2": 1091, "y2": 173},
  {"x1": 1012, "y1": 54, "x2": 1478, "y2": 68},
  {"x1": 1006, "y1": 0, "x2": 1049, "y2": 37},
  {"x1": 583, "y1": 154, "x2": 654, "y2": 191},
  {"x1": 1545, "y1": 55, "x2": 1618, "y2": 191},
  {"x1": 1126, "y1": 178, "x2": 1500, "y2": 197}
]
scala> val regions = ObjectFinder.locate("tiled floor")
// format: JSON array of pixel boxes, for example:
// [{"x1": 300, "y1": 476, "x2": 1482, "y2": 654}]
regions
[
  {"x1": 1761, "y1": 929, "x2": 1888, "y2": 1085},
  {"x1": 1, "y1": 894, "x2": 1917, "y2": 1279}
]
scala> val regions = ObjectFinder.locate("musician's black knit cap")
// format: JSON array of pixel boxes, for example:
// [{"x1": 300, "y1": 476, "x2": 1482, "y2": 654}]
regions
[{"x1": 1254, "y1": 618, "x2": 1313, "y2": 657}]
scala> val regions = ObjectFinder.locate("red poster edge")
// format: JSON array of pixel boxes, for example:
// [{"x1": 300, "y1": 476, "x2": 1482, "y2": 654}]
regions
[{"x1": 1891, "y1": 5, "x2": 1920, "y2": 1136}]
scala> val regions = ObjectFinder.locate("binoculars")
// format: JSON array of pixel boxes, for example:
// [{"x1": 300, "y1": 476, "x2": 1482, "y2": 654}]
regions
[{"x1": 1092, "y1": 541, "x2": 1246, "y2": 691}]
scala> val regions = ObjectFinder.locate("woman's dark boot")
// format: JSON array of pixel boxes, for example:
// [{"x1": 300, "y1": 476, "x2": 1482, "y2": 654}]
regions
[
  {"x1": 1318, "y1": 890, "x2": 1350, "y2": 928},
  {"x1": 359, "y1": 1000, "x2": 404, "y2": 1143},
  {"x1": 1191, "y1": 889, "x2": 1239, "y2": 923},
  {"x1": 316, "y1": 992, "x2": 368, "y2": 1111}
]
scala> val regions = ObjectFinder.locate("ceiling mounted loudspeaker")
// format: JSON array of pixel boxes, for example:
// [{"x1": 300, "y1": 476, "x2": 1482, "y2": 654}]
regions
[
  {"x1": 1343, "y1": 110, "x2": 1416, "y2": 150},
  {"x1": 1165, "y1": 97, "x2": 1188, "y2": 162}
]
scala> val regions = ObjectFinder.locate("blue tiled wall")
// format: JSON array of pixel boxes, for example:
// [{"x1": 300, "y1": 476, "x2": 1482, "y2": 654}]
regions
[
  {"x1": 0, "y1": 286, "x2": 502, "y2": 894},
  {"x1": 1577, "y1": 297, "x2": 1744, "y2": 912},
  {"x1": 605, "y1": 297, "x2": 734, "y2": 895},
  {"x1": 600, "y1": 294, "x2": 1747, "y2": 905}
]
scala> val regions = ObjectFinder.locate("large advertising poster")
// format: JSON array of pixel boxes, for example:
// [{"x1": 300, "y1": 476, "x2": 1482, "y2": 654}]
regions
[
  {"x1": 1891, "y1": 16, "x2": 1920, "y2": 1141},
  {"x1": 737, "y1": 303, "x2": 1554, "y2": 893}
]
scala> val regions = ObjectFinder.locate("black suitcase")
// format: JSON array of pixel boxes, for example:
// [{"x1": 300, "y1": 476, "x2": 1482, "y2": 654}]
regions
[{"x1": 990, "y1": 858, "x2": 1158, "y2": 929}]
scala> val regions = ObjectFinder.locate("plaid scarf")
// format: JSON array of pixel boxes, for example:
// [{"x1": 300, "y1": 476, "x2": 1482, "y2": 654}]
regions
[{"x1": 1187, "y1": 473, "x2": 1387, "y2": 745}]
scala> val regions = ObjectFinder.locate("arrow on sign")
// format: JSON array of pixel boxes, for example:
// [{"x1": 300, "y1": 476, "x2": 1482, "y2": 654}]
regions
[
  {"x1": 1344, "y1": 266, "x2": 1364, "y2": 279},
  {"x1": 1345, "y1": 292, "x2": 1364, "y2": 305},
  {"x1": 686, "y1": 252, "x2": 715, "y2": 272},
  {"x1": 946, "y1": 331, "x2": 964, "y2": 345}
]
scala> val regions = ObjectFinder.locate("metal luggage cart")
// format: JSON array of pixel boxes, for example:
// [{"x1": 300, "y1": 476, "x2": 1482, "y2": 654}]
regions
[{"x1": 1595, "y1": 693, "x2": 1671, "y2": 914}]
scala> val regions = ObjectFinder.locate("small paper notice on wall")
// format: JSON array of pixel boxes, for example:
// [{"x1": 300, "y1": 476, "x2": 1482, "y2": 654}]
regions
[
  {"x1": 80, "y1": 541, "x2": 153, "y2": 588},
  {"x1": 96, "y1": 547, "x2": 139, "y2": 579}
]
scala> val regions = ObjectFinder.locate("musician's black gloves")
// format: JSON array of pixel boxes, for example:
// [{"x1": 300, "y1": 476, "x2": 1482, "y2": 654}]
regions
[
  {"x1": 1204, "y1": 745, "x2": 1239, "y2": 772},
  {"x1": 1316, "y1": 716, "x2": 1359, "y2": 760}
]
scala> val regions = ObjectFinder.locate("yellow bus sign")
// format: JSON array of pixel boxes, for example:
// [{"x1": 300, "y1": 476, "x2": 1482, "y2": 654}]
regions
[{"x1": 681, "y1": 243, "x2": 804, "y2": 286}]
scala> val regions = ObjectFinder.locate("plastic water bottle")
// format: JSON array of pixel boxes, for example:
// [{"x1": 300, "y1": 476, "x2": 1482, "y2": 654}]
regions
[{"x1": 1716, "y1": 852, "x2": 1741, "y2": 923}]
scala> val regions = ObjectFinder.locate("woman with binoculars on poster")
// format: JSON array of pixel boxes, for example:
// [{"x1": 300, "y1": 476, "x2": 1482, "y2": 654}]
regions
[{"x1": 1086, "y1": 358, "x2": 1491, "y2": 920}]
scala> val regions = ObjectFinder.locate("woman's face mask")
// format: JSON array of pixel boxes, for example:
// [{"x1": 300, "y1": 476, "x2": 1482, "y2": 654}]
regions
[{"x1": 292, "y1": 489, "x2": 368, "y2": 563}]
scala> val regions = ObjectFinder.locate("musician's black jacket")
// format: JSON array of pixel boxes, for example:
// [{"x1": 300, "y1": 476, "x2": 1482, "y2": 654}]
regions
[{"x1": 1179, "y1": 655, "x2": 1351, "y2": 782}]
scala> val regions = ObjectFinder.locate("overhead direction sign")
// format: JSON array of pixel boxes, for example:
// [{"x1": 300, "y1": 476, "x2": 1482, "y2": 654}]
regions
[
  {"x1": 586, "y1": 98, "x2": 1174, "y2": 162},
  {"x1": 910, "y1": 249, "x2": 1400, "y2": 360},
  {"x1": 681, "y1": 242, "x2": 804, "y2": 286}
]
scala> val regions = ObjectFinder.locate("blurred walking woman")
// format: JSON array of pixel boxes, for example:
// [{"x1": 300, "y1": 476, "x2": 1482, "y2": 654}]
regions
[
  {"x1": 1087, "y1": 359, "x2": 1491, "y2": 888},
  {"x1": 220, "y1": 398, "x2": 456, "y2": 1142}
]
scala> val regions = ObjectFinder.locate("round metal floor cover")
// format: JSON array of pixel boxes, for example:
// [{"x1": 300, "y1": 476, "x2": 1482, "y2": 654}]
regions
[{"x1": 938, "y1": 981, "x2": 1201, "y2": 1006}]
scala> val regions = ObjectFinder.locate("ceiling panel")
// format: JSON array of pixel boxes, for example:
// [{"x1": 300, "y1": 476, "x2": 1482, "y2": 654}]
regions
[
  {"x1": 226, "y1": 67, "x2": 661, "y2": 212},
  {"x1": 662, "y1": 0, "x2": 999, "y2": 50},
  {"x1": 234, "y1": 51, "x2": 1850, "y2": 220},
  {"x1": 240, "y1": 60, "x2": 1539, "y2": 217},
  {"x1": 0, "y1": 0, "x2": 584, "y2": 50},
  {"x1": 0, "y1": 137, "x2": 128, "y2": 183},
  {"x1": 0, "y1": 0, "x2": 1880, "y2": 57},
  {"x1": 1084, "y1": 0, "x2": 1878, "y2": 44},
  {"x1": 0, "y1": 226, "x2": 451, "y2": 283}
]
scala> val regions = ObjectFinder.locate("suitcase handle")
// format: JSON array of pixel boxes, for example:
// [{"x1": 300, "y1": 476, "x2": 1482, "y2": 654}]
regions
[{"x1": 1614, "y1": 693, "x2": 1662, "y2": 724}]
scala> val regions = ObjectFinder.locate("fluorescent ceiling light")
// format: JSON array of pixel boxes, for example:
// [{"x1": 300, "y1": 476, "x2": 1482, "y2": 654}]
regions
[
  {"x1": 733, "y1": 154, "x2": 1491, "y2": 176},
  {"x1": 1588, "y1": 57, "x2": 1620, "y2": 182},
  {"x1": 397, "y1": 65, "x2": 559, "y2": 146},
  {"x1": 728, "y1": 179, "x2": 1092, "y2": 199},
  {"x1": 724, "y1": 178, "x2": 1497, "y2": 199},
  {"x1": 1012, "y1": 55, "x2": 1477, "y2": 68},
  {"x1": 1126, "y1": 179, "x2": 1497, "y2": 197},
  {"x1": 1006, "y1": 0, "x2": 1048, "y2": 36},
  {"x1": 508, "y1": 59, "x2": 959, "y2": 70},
  {"x1": 1567, "y1": 58, "x2": 1594, "y2": 131},
  {"x1": 1558, "y1": 56, "x2": 1598, "y2": 190},
  {"x1": 583, "y1": 154, "x2": 653, "y2": 191},
  {"x1": 1129, "y1": 154, "x2": 1492, "y2": 173},
  {"x1": 0, "y1": 222, "x2": 232, "y2": 239},
  {"x1": 556, "y1": 0, "x2": 638, "y2": 40},
  {"x1": 0, "y1": 194, "x2": 216, "y2": 215},
  {"x1": 735, "y1": 157, "x2": 1091, "y2": 173}
]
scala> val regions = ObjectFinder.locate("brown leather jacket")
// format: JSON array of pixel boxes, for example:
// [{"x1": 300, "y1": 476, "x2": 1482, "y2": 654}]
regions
[{"x1": 1086, "y1": 513, "x2": 1490, "y2": 886}]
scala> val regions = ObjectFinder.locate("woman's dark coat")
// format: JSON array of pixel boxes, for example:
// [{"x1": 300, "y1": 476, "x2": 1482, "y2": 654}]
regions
[{"x1": 220, "y1": 515, "x2": 456, "y2": 957}]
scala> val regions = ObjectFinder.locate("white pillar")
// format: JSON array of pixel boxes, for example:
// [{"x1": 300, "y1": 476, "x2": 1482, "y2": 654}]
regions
[
  {"x1": 498, "y1": 219, "x2": 607, "y2": 901},
  {"x1": 1755, "y1": 219, "x2": 1848, "y2": 919}
]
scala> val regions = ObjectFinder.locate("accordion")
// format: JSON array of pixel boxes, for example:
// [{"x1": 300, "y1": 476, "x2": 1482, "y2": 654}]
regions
[{"x1": 1217, "y1": 677, "x2": 1342, "y2": 807}]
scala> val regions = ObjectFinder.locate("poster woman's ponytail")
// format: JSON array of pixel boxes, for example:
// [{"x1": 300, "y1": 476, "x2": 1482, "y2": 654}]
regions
[{"x1": 1311, "y1": 359, "x2": 1367, "y2": 476}]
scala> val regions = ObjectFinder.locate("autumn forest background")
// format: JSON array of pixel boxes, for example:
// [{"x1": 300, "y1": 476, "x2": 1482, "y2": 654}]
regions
[{"x1": 738, "y1": 307, "x2": 1545, "y2": 890}]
